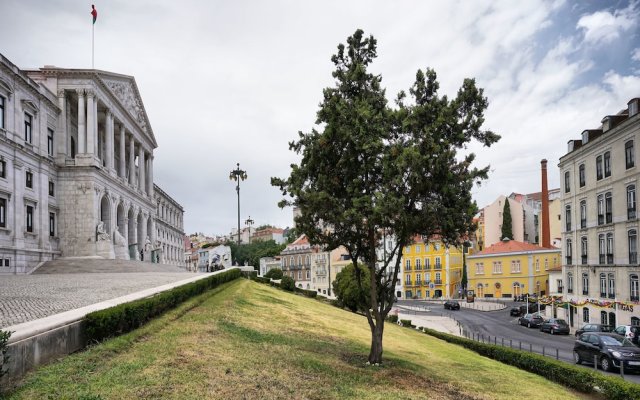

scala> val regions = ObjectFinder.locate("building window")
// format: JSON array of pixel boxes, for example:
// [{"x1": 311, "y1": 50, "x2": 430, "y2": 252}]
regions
[
  {"x1": 0, "y1": 95, "x2": 4, "y2": 129},
  {"x1": 49, "y1": 212, "x2": 55, "y2": 237},
  {"x1": 599, "y1": 234, "x2": 606, "y2": 264},
  {"x1": 608, "y1": 273, "x2": 615, "y2": 299},
  {"x1": 579, "y1": 164, "x2": 585, "y2": 187},
  {"x1": 424, "y1": 258, "x2": 430, "y2": 270},
  {"x1": 435, "y1": 272, "x2": 441, "y2": 283},
  {"x1": 564, "y1": 171, "x2": 570, "y2": 193},
  {"x1": 605, "y1": 192, "x2": 612, "y2": 224},
  {"x1": 600, "y1": 273, "x2": 607, "y2": 297},
  {"x1": 0, "y1": 160, "x2": 5, "y2": 179},
  {"x1": 606, "y1": 233, "x2": 614, "y2": 264},
  {"x1": 47, "y1": 128, "x2": 54, "y2": 156},
  {"x1": 435, "y1": 257, "x2": 441, "y2": 269},
  {"x1": 416, "y1": 273, "x2": 422, "y2": 284},
  {"x1": 628, "y1": 185, "x2": 636, "y2": 220},
  {"x1": 510, "y1": 260, "x2": 521, "y2": 273},
  {"x1": 405, "y1": 274, "x2": 411, "y2": 285},
  {"x1": 597, "y1": 194, "x2": 604, "y2": 225},
  {"x1": 544, "y1": 258, "x2": 548, "y2": 270},
  {"x1": 405, "y1": 290, "x2": 412, "y2": 299},
  {"x1": 535, "y1": 259, "x2": 540, "y2": 271},
  {"x1": 24, "y1": 113, "x2": 32, "y2": 143},
  {"x1": 582, "y1": 273, "x2": 589, "y2": 296},
  {"x1": 583, "y1": 307, "x2": 590, "y2": 323},
  {"x1": 567, "y1": 272, "x2": 573, "y2": 293},
  {"x1": 0, "y1": 198, "x2": 5, "y2": 228},
  {"x1": 626, "y1": 140, "x2": 635, "y2": 169},
  {"x1": 631, "y1": 274, "x2": 639, "y2": 301},
  {"x1": 565, "y1": 239, "x2": 572, "y2": 265},
  {"x1": 492, "y1": 261, "x2": 502, "y2": 274},
  {"x1": 26, "y1": 205, "x2": 33, "y2": 233},
  {"x1": 49, "y1": 180, "x2": 54, "y2": 197},
  {"x1": 580, "y1": 200, "x2": 586, "y2": 229},
  {"x1": 604, "y1": 151, "x2": 611, "y2": 177},
  {"x1": 565, "y1": 205, "x2": 571, "y2": 231},
  {"x1": 26, "y1": 171, "x2": 33, "y2": 189},
  {"x1": 581, "y1": 236, "x2": 588, "y2": 265},
  {"x1": 415, "y1": 245, "x2": 421, "y2": 253},
  {"x1": 405, "y1": 259, "x2": 411, "y2": 271},
  {"x1": 629, "y1": 229, "x2": 637, "y2": 265},
  {"x1": 475, "y1": 262, "x2": 484, "y2": 274},
  {"x1": 415, "y1": 258, "x2": 421, "y2": 270},
  {"x1": 601, "y1": 311, "x2": 608, "y2": 325},
  {"x1": 596, "y1": 155, "x2": 603, "y2": 180}
]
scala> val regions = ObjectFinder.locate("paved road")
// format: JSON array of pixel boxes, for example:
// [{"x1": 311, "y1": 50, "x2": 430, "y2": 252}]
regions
[
  {"x1": 397, "y1": 299, "x2": 640, "y2": 384},
  {"x1": 0, "y1": 272, "x2": 201, "y2": 329}
]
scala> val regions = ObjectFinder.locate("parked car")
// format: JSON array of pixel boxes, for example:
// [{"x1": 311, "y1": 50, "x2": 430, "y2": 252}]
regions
[
  {"x1": 574, "y1": 332, "x2": 640, "y2": 372},
  {"x1": 613, "y1": 325, "x2": 640, "y2": 344},
  {"x1": 574, "y1": 324, "x2": 613, "y2": 337},
  {"x1": 518, "y1": 313, "x2": 544, "y2": 328},
  {"x1": 509, "y1": 307, "x2": 522, "y2": 317},
  {"x1": 539, "y1": 318, "x2": 570, "y2": 335},
  {"x1": 518, "y1": 303, "x2": 546, "y2": 315},
  {"x1": 444, "y1": 300, "x2": 460, "y2": 310}
]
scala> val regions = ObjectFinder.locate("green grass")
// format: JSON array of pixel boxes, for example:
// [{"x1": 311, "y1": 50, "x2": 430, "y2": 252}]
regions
[{"x1": 6, "y1": 279, "x2": 589, "y2": 399}]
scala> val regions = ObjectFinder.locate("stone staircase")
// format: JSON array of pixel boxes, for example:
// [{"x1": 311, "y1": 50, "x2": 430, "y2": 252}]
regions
[{"x1": 33, "y1": 259, "x2": 188, "y2": 274}]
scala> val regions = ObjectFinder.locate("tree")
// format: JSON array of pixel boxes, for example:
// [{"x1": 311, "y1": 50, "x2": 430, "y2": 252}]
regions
[
  {"x1": 501, "y1": 199, "x2": 513, "y2": 240},
  {"x1": 272, "y1": 29, "x2": 499, "y2": 364},
  {"x1": 333, "y1": 263, "x2": 371, "y2": 312},
  {"x1": 229, "y1": 240, "x2": 285, "y2": 269},
  {"x1": 265, "y1": 268, "x2": 284, "y2": 280}
]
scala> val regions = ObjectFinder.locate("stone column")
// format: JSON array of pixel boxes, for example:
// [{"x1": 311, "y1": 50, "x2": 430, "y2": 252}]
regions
[
  {"x1": 138, "y1": 147, "x2": 146, "y2": 194},
  {"x1": 119, "y1": 125, "x2": 126, "y2": 178},
  {"x1": 86, "y1": 90, "x2": 95, "y2": 155},
  {"x1": 128, "y1": 137, "x2": 135, "y2": 186},
  {"x1": 56, "y1": 90, "x2": 67, "y2": 157},
  {"x1": 76, "y1": 89, "x2": 86, "y2": 153},
  {"x1": 147, "y1": 156, "x2": 154, "y2": 195},
  {"x1": 106, "y1": 110, "x2": 114, "y2": 170}
]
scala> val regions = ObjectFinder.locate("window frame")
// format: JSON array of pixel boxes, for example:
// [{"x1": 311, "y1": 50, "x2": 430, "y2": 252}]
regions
[
  {"x1": 626, "y1": 140, "x2": 635, "y2": 169},
  {"x1": 605, "y1": 192, "x2": 612, "y2": 224},
  {"x1": 604, "y1": 151, "x2": 611, "y2": 177},
  {"x1": 564, "y1": 171, "x2": 570, "y2": 193},
  {"x1": 48, "y1": 180, "x2": 55, "y2": 197},
  {"x1": 26, "y1": 205, "x2": 34, "y2": 233},
  {"x1": 0, "y1": 197, "x2": 6, "y2": 228},
  {"x1": 565, "y1": 204, "x2": 572, "y2": 231},
  {"x1": 629, "y1": 229, "x2": 637, "y2": 265},
  {"x1": 47, "y1": 128, "x2": 54, "y2": 156},
  {"x1": 582, "y1": 272, "x2": 589, "y2": 296},
  {"x1": 581, "y1": 236, "x2": 588, "y2": 265},
  {"x1": 0, "y1": 95, "x2": 4, "y2": 129},
  {"x1": 628, "y1": 185, "x2": 636, "y2": 220},
  {"x1": 631, "y1": 274, "x2": 639, "y2": 301},
  {"x1": 566, "y1": 238, "x2": 572, "y2": 265},
  {"x1": 579, "y1": 164, "x2": 585, "y2": 187},
  {"x1": 597, "y1": 194, "x2": 604, "y2": 225},
  {"x1": 580, "y1": 200, "x2": 587, "y2": 228},
  {"x1": 596, "y1": 155, "x2": 603, "y2": 180},
  {"x1": 25, "y1": 171, "x2": 33, "y2": 189},
  {"x1": 49, "y1": 212, "x2": 55, "y2": 237}
]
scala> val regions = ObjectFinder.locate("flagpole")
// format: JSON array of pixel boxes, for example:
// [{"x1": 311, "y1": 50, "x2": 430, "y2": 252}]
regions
[{"x1": 92, "y1": 22, "x2": 94, "y2": 69}]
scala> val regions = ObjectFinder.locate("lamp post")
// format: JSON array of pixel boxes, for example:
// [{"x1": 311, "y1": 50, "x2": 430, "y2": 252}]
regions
[
  {"x1": 245, "y1": 216, "x2": 254, "y2": 244},
  {"x1": 229, "y1": 163, "x2": 247, "y2": 245}
]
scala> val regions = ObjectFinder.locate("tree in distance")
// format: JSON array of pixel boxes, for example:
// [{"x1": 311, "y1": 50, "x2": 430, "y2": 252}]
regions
[
  {"x1": 332, "y1": 263, "x2": 370, "y2": 313},
  {"x1": 272, "y1": 29, "x2": 499, "y2": 364},
  {"x1": 501, "y1": 199, "x2": 513, "y2": 240},
  {"x1": 264, "y1": 268, "x2": 283, "y2": 280}
]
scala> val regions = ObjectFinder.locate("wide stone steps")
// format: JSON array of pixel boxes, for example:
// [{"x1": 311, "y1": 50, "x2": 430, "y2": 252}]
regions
[{"x1": 33, "y1": 259, "x2": 188, "y2": 274}]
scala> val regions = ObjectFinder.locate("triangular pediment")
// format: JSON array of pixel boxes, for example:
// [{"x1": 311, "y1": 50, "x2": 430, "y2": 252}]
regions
[{"x1": 97, "y1": 73, "x2": 157, "y2": 147}]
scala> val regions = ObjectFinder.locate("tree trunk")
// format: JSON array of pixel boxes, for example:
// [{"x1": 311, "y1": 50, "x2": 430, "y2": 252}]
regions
[{"x1": 368, "y1": 318, "x2": 384, "y2": 364}]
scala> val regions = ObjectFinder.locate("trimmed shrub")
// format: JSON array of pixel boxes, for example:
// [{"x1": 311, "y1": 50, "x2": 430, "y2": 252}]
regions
[
  {"x1": 294, "y1": 287, "x2": 318, "y2": 298},
  {"x1": 252, "y1": 276, "x2": 270, "y2": 284},
  {"x1": 400, "y1": 319, "x2": 413, "y2": 327},
  {"x1": 421, "y1": 328, "x2": 640, "y2": 400},
  {"x1": 387, "y1": 315, "x2": 398, "y2": 323},
  {"x1": 0, "y1": 329, "x2": 11, "y2": 379},
  {"x1": 264, "y1": 268, "x2": 283, "y2": 280},
  {"x1": 280, "y1": 276, "x2": 295, "y2": 291},
  {"x1": 85, "y1": 269, "x2": 241, "y2": 342}
]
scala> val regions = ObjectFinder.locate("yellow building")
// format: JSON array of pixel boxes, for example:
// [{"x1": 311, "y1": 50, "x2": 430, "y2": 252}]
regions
[
  {"x1": 402, "y1": 238, "x2": 464, "y2": 299},
  {"x1": 467, "y1": 239, "x2": 560, "y2": 298}
]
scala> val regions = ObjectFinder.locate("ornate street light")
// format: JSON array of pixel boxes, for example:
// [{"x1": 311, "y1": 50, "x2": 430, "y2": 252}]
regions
[
  {"x1": 229, "y1": 163, "x2": 247, "y2": 245},
  {"x1": 245, "y1": 216, "x2": 254, "y2": 244}
]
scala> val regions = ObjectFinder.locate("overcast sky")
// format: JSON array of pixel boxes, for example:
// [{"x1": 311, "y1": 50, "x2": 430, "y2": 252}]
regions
[{"x1": 2, "y1": 0, "x2": 639, "y2": 236}]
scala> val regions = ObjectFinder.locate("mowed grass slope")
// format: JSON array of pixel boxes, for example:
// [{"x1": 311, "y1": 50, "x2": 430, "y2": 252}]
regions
[{"x1": 8, "y1": 279, "x2": 584, "y2": 400}]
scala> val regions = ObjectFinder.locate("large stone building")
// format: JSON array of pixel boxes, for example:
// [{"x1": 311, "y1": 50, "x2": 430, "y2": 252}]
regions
[
  {"x1": 557, "y1": 97, "x2": 640, "y2": 329},
  {"x1": 0, "y1": 53, "x2": 185, "y2": 273}
]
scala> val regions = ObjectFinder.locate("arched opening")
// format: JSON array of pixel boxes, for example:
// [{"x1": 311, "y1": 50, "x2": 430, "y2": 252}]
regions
[
  {"x1": 128, "y1": 208, "x2": 136, "y2": 246},
  {"x1": 117, "y1": 202, "x2": 126, "y2": 237},
  {"x1": 512, "y1": 282, "x2": 521, "y2": 297},
  {"x1": 100, "y1": 195, "x2": 111, "y2": 234},
  {"x1": 476, "y1": 283, "x2": 484, "y2": 297},
  {"x1": 137, "y1": 213, "x2": 144, "y2": 254},
  {"x1": 71, "y1": 137, "x2": 76, "y2": 158},
  {"x1": 608, "y1": 312, "x2": 616, "y2": 328}
]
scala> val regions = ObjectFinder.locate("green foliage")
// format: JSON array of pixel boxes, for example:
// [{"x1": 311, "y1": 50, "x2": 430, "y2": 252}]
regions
[
  {"x1": 272, "y1": 29, "x2": 499, "y2": 363},
  {"x1": 252, "y1": 276, "x2": 271, "y2": 284},
  {"x1": 387, "y1": 315, "x2": 398, "y2": 323},
  {"x1": 280, "y1": 276, "x2": 295, "y2": 291},
  {"x1": 85, "y1": 269, "x2": 241, "y2": 342},
  {"x1": 229, "y1": 240, "x2": 286, "y2": 268},
  {"x1": 284, "y1": 227, "x2": 300, "y2": 244},
  {"x1": 264, "y1": 268, "x2": 284, "y2": 280},
  {"x1": 421, "y1": 328, "x2": 640, "y2": 400},
  {"x1": 294, "y1": 286, "x2": 318, "y2": 298},
  {"x1": 501, "y1": 200, "x2": 513, "y2": 240},
  {"x1": 332, "y1": 263, "x2": 371, "y2": 313},
  {"x1": 0, "y1": 329, "x2": 11, "y2": 379},
  {"x1": 400, "y1": 319, "x2": 413, "y2": 327}
]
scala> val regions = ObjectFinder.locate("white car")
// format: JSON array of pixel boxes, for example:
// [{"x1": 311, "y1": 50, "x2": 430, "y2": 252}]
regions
[{"x1": 613, "y1": 325, "x2": 636, "y2": 339}]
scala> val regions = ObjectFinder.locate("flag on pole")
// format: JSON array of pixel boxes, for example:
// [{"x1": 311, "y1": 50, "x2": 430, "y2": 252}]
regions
[{"x1": 91, "y1": 5, "x2": 98, "y2": 24}]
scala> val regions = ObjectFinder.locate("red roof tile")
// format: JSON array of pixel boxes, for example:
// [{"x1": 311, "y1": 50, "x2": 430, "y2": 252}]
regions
[{"x1": 475, "y1": 239, "x2": 556, "y2": 255}]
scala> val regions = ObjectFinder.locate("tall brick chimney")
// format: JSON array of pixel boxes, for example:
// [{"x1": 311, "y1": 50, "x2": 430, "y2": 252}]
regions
[{"x1": 541, "y1": 159, "x2": 550, "y2": 248}]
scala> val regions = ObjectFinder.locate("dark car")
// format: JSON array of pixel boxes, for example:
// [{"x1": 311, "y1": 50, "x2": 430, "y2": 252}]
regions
[
  {"x1": 510, "y1": 307, "x2": 522, "y2": 317},
  {"x1": 519, "y1": 303, "x2": 546, "y2": 315},
  {"x1": 539, "y1": 318, "x2": 570, "y2": 335},
  {"x1": 444, "y1": 301, "x2": 460, "y2": 310},
  {"x1": 574, "y1": 324, "x2": 613, "y2": 337},
  {"x1": 574, "y1": 332, "x2": 640, "y2": 372},
  {"x1": 518, "y1": 313, "x2": 544, "y2": 328}
]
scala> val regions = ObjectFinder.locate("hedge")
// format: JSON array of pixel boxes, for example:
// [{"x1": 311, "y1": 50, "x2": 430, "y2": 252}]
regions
[
  {"x1": 85, "y1": 269, "x2": 241, "y2": 342},
  {"x1": 420, "y1": 327, "x2": 640, "y2": 400},
  {"x1": 294, "y1": 286, "x2": 318, "y2": 298},
  {"x1": 0, "y1": 330, "x2": 10, "y2": 379},
  {"x1": 251, "y1": 276, "x2": 271, "y2": 284}
]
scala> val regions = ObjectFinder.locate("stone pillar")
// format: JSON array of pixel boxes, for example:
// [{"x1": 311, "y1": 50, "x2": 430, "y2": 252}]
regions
[
  {"x1": 128, "y1": 137, "x2": 135, "y2": 186},
  {"x1": 147, "y1": 156, "x2": 154, "y2": 195},
  {"x1": 106, "y1": 110, "x2": 114, "y2": 171},
  {"x1": 138, "y1": 147, "x2": 146, "y2": 194},
  {"x1": 76, "y1": 89, "x2": 86, "y2": 153},
  {"x1": 119, "y1": 125, "x2": 126, "y2": 178},
  {"x1": 86, "y1": 90, "x2": 95, "y2": 155},
  {"x1": 56, "y1": 90, "x2": 67, "y2": 157}
]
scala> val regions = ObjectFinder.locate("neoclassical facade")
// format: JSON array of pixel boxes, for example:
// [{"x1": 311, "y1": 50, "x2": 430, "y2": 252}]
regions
[
  {"x1": 0, "y1": 53, "x2": 185, "y2": 273},
  {"x1": 154, "y1": 184, "x2": 185, "y2": 266}
]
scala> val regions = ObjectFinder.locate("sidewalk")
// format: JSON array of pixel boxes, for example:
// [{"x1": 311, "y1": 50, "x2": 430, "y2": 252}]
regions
[{"x1": 394, "y1": 308, "x2": 461, "y2": 336}]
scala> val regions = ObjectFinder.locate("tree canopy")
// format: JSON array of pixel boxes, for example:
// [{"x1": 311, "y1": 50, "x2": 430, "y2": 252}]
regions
[
  {"x1": 272, "y1": 29, "x2": 499, "y2": 364},
  {"x1": 333, "y1": 263, "x2": 371, "y2": 313},
  {"x1": 501, "y1": 199, "x2": 513, "y2": 240},
  {"x1": 228, "y1": 240, "x2": 285, "y2": 269}
]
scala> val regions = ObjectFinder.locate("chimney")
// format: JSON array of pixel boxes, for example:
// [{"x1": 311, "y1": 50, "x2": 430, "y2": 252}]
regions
[{"x1": 541, "y1": 159, "x2": 551, "y2": 248}]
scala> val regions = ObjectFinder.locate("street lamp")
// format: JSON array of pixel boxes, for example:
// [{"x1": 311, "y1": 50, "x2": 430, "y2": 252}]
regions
[
  {"x1": 245, "y1": 216, "x2": 254, "y2": 244},
  {"x1": 229, "y1": 163, "x2": 247, "y2": 245}
]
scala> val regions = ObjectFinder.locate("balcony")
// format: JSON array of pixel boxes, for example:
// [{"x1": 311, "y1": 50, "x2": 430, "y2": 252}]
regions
[
  {"x1": 565, "y1": 223, "x2": 571, "y2": 232},
  {"x1": 600, "y1": 291, "x2": 607, "y2": 298},
  {"x1": 434, "y1": 280, "x2": 443, "y2": 285},
  {"x1": 424, "y1": 265, "x2": 431, "y2": 270},
  {"x1": 582, "y1": 289, "x2": 589, "y2": 296},
  {"x1": 434, "y1": 265, "x2": 442, "y2": 270},
  {"x1": 606, "y1": 213, "x2": 612, "y2": 224},
  {"x1": 607, "y1": 254, "x2": 614, "y2": 264},
  {"x1": 405, "y1": 266, "x2": 412, "y2": 271},
  {"x1": 581, "y1": 255, "x2": 587, "y2": 265},
  {"x1": 557, "y1": 286, "x2": 564, "y2": 292},
  {"x1": 631, "y1": 295, "x2": 639, "y2": 302},
  {"x1": 567, "y1": 288, "x2": 573, "y2": 294},
  {"x1": 316, "y1": 269, "x2": 327, "y2": 276},
  {"x1": 630, "y1": 252, "x2": 638, "y2": 264},
  {"x1": 598, "y1": 215, "x2": 604, "y2": 225},
  {"x1": 608, "y1": 293, "x2": 616, "y2": 300},
  {"x1": 580, "y1": 219, "x2": 586, "y2": 229},
  {"x1": 565, "y1": 256, "x2": 572, "y2": 265},
  {"x1": 629, "y1": 208, "x2": 637, "y2": 220},
  {"x1": 599, "y1": 255, "x2": 605, "y2": 264}
]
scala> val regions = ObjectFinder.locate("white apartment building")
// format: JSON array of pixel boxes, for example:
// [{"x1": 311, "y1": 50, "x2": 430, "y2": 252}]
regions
[{"x1": 558, "y1": 97, "x2": 640, "y2": 329}]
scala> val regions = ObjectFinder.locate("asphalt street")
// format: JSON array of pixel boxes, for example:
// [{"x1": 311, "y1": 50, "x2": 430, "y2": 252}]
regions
[{"x1": 397, "y1": 299, "x2": 640, "y2": 384}]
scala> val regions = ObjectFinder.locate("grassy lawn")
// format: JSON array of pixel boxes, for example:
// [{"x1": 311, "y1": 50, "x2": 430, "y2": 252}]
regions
[{"x1": 7, "y1": 279, "x2": 587, "y2": 399}]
